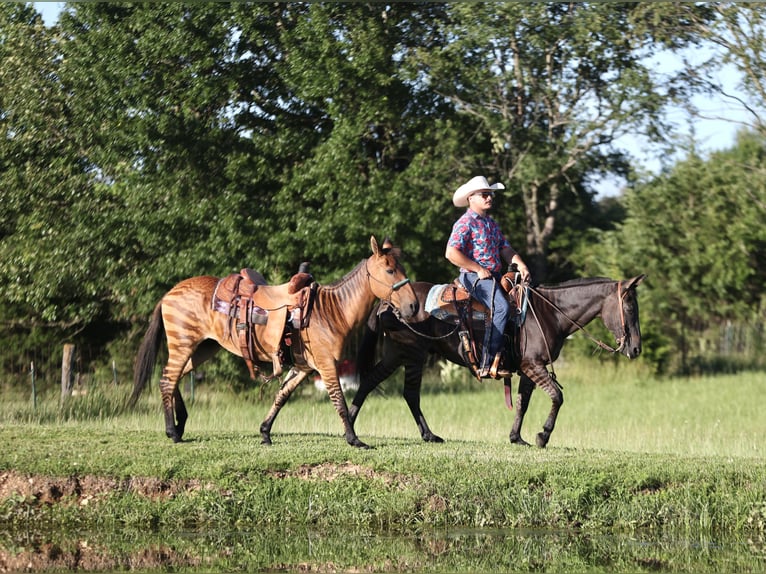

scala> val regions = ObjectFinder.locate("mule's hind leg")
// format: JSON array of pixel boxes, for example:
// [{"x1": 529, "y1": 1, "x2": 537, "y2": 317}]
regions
[
  {"x1": 523, "y1": 363, "x2": 564, "y2": 448},
  {"x1": 509, "y1": 374, "x2": 534, "y2": 446},
  {"x1": 173, "y1": 386, "x2": 188, "y2": 439},
  {"x1": 260, "y1": 368, "x2": 309, "y2": 445},
  {"x1": 168, "y1": 341, "x2": 218, "y2": 440},
  {"x1": 160, "y1": 365, "x2": 186, "y2": 442},
  {"x1": 159, "y1": 346, "x2": 197, "y2": 442}
]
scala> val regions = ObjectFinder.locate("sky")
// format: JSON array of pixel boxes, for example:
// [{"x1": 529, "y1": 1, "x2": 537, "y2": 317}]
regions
[{"x1": 33, "y1": 2, "x2": 753, "y2": 197}]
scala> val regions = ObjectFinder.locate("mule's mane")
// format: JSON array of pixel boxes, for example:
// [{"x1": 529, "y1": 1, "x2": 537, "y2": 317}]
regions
[
  {"x1": 538, "y1": 277, "x2": 613, "y2": 290},
  {"x1": 321, "y1": 259, "x2": 366, "y2": 291}
]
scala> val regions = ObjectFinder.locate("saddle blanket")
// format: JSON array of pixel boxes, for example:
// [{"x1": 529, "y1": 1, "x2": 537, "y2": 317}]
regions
[{"x1": 424, "y1": 284, "x2": 487, "y2": 324}]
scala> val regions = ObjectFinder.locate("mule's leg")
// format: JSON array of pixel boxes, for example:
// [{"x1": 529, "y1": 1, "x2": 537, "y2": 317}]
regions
[
  {"x1": 173, "y1": 386, "x2": 188, "y2": 439},
  {"x1": 349, "y1": 359, "x2": 399, "y2": 430},
  {"x1": 521, "y1": 363, "x2": 564, "y2": 448},
  {"x1": 154, "y1": 340, "x2": 218, "y2": 442},
  {"x1": 403, "y1": 364, "x2": 443, "y2": 443},
  {"x1": 160, "y1": 363, "x2": 187, "y2": 442},
  {"x1": 317, "y1": 360, "x2": 369, "y2": 448},
  {"x1": 509, "y1": 374, "x2": 534, "y2": 446},
  {"x1": 260, "y1": 368, "x2": 308, "y2": 445},
  {"x1": 185, "y1": 340, "x2": 221, "y2": 372}
]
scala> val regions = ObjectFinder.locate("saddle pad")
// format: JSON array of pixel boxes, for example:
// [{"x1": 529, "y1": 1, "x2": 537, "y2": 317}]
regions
[
  {"x1": 425, "y1": 284, "x2": 488, "y2": 324},
  {"x1": 424, "y1": 284, "x2": 458, "y2": 323}
]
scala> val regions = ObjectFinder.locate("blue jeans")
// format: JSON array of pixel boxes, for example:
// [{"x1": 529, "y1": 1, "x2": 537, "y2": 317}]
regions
[{"x1": 460, "y1": 271, "x2": 510, "y2": 370}]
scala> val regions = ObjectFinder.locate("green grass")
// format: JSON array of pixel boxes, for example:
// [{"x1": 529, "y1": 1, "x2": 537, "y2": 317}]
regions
[
  {"x1": 2, "y1": 358, "x2": 765, "y2": 536},
  {"x1": 12, "y1": 357, "x2": 754, "y2": 457}
]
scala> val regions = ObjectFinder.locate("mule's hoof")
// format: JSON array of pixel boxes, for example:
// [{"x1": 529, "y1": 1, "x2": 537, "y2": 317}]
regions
[
  {"x1": 423, "y1": 433, "x2": 444, "y2": 443},
  {"x1": 510, "y1": 436, "x2": 531, "y2": 447},
  {"x1": 261, "y1": 436, "x2": 273, "y2": 446},
  {"x1": 166, "y1": 430, "x2": 183, "y2": 443},
  {"x1": 349, "y1": 438, "x2": 371, "y2": 449},
  {"x1": 535, "y1": 432, "x2": 549, "y2": 448}
]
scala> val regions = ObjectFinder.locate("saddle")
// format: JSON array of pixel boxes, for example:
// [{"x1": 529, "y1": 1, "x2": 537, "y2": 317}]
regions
[
  {"x1": 211, "y1": 266, "x2": 316, "y2": 380},
  {"x1": 424, "y1": 273, "x2": 527, "y2": 379}
]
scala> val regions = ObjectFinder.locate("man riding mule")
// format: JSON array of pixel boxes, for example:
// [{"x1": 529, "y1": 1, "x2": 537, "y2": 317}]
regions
[
  {"x1": 129, "y1": 236, "x2": 419, "y2": 448},
  {"x1": 351, "y1": 274, "x2": 646, "y2": 448},
  {"x1": 446, "y1": 175, "x2": 531, "y2": 379}
]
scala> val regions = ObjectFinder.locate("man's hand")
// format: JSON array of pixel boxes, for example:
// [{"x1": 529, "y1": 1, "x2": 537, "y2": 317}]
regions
[
  {"x1": 477, "y1": 267, "x2": 492, "y2": 280},
  {"x1": 517, "y1": 264, "x2": 531, "y2": 284}
]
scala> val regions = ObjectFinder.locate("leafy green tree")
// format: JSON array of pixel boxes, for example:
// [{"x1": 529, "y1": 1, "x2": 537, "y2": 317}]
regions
[
  {"x1": 250, "y1": 3, "x2": 460, "y2": 281},
  {"x1": 683, "y1": 4, "x2": 766, "y2": 135},
  {"x1": 0, "y1": 2, "x2": 740, "y2": 382},
  {"x1": 578, "y1": 132, "x2": 766, "y2": 373},
  {"x1": 406, "y1": 3, "x2": 715, "y2": 280}
]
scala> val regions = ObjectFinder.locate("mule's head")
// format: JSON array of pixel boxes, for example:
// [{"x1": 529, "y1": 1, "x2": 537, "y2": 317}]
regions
[
  {"x1": 602, "y1": 274, "x2": 645, "y2": 359},
  {"x1": 367, "y1": 236, "x2": 419, "y2": 320}
]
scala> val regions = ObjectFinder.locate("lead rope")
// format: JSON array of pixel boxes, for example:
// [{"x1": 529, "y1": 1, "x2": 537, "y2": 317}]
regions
[
  {"x1": 390, "y1": 306, "x2": 462, "y2": 340},
  {"x1": 525, "y1": 292, "x2": 560, "y2": 384}
]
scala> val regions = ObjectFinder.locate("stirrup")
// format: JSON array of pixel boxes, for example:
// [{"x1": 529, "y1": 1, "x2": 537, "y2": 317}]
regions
[{"x1": 489, "y1": 353, "x2": 512, "y2": 379}]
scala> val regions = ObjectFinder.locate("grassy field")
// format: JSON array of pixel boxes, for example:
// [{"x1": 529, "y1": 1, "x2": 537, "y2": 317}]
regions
[
  {"x1": 10, "y1": 356, "x2": 757, "y2": 457},
  {"x1": 2, "y1": 357, "x2": 765, "y2": 533}
]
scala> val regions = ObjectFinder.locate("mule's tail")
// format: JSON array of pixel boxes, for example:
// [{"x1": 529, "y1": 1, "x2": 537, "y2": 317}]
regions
[
  {"x1": 128, "y1": 302, "x2": 164, "y2": 408},
  {"x1": 356, "y1": 307, "x2": 382, "y2": 378}
]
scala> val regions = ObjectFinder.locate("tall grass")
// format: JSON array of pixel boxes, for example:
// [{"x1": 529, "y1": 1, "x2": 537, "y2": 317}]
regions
[
  {"x1": 347, "y1": 358, "x2": 765, "y2": 458},
  {"x1": 3, "y1": 356, "x2": 763, "y2": 459}
]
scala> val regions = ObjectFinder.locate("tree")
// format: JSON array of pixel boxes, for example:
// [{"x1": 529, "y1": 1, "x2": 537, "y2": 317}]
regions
[
  {"x1": 683, "y1": 4, "x2": 766, "y2": 135},
  {"x1": 578, "y1": 131, "x2": 766, "y2": 373},
  {"x1": 248, "y1": 3, "x2": 460, "y2": 280},
  {"x1": 0, "y1": 5, "x2": 98, "y2": 327},
  {"x1": 405, "y1": 3, "x2": 715, "y2": 280}
]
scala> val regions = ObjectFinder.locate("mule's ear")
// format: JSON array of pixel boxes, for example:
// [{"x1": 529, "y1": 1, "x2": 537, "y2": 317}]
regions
[
  {"x1": 370, "y1": 235, "x2": 379, "y2": 255},
  {"x1": 626, "y1": 274, "x2": 646, "y2": 289},
  {"x1": 382, "y1": 236, "x2": 393, "y2": 250}
]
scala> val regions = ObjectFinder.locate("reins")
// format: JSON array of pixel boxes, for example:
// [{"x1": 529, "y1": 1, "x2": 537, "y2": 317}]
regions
[
  {"x1": 528, "y1": 282, "x2": 627, "y2": 355},
  {"x1": 390, "y1": 305, "x2": 462, "y2": 340}
]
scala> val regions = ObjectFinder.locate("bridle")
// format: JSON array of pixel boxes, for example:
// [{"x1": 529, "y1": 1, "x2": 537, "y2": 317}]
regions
[
  {"x1": 613, "y1": 282, "x2": 629, "y2": 354},
  {"x1": 530, "y1": 281, "x2": 630, "y2": 356},
  {"x1": 365, "y1": 259, "x2": 411, "y2": 304}
]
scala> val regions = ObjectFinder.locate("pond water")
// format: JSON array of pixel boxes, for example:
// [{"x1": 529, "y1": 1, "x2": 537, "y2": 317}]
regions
[{"x1": 2, "y1": 527, "x2": 764, "y2": 573}]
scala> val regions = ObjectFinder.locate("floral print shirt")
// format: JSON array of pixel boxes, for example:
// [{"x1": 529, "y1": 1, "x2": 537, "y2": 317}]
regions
[{"x1": 447, "y1": 209, "x2": 511, "y2": 274}]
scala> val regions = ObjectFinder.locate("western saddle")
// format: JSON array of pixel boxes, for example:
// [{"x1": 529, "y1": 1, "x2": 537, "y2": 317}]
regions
[
  {"x1": 211, "y1": 264, "x2": 316, "y2": 380},
  {"x1": 424, "y1": 271, "x2": 526, "y2": 380}
]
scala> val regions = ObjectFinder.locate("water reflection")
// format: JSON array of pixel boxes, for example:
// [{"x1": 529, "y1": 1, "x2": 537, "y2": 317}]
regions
[{"x1": 1, "y1": 527, "x2": 763, "y2": 572}]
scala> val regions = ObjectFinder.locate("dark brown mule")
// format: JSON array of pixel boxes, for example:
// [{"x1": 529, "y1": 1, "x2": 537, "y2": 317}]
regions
[
  {"x1": 351, "y1": 275, "x2": 645, "y2": 447},
  {"x1": 129, "y1": 236, "x2": 419, "y2": 447}
]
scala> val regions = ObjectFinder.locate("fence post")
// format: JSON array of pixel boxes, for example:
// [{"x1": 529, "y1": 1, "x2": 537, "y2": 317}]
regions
[
  {"x1": 30, "y1": 361, "x2": 36, "y2": 411},
  {"x1": 61, "y1": 343, "x2": 75, "y2": 401}
]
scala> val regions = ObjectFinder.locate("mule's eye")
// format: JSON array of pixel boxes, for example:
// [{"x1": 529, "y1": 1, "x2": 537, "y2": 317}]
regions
[{"x1": 387, "y1": 268, "x2": 395, "y2": 275}]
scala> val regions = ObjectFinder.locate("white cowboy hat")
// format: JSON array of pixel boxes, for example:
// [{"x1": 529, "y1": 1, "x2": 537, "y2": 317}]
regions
[{"x1": 452, "y1": 175, "x2": 505, "y2": 207}]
